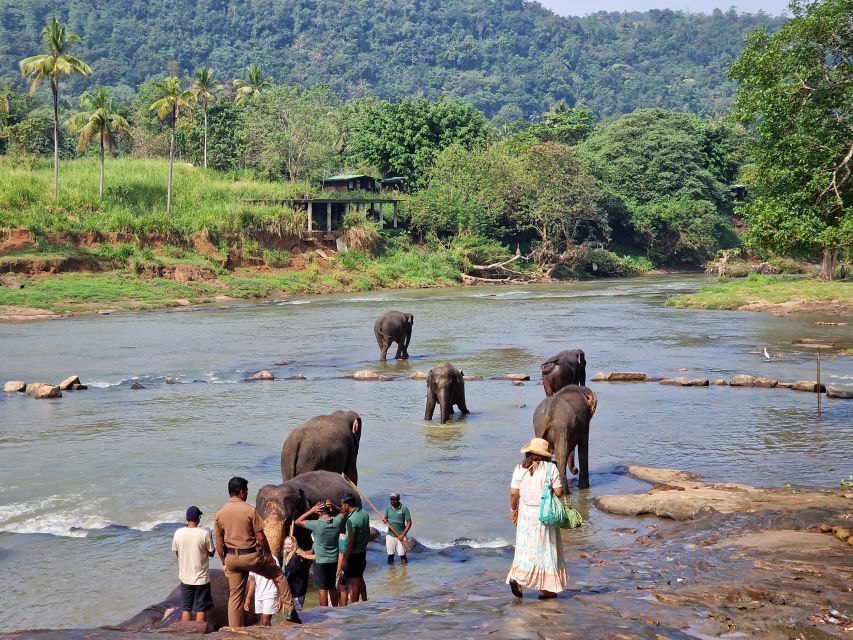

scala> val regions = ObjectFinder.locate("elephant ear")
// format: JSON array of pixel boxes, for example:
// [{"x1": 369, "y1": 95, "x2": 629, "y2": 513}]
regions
[
  {"x1": 583, "y1": 388, "x2": 598, "y2": 418},
  {"x1": 351, "y1": 418, "x2": 360, "y2": 437}
]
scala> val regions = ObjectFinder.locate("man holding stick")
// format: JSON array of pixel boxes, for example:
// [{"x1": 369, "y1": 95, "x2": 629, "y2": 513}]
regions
[{"x1": 383, "y1": 492, "x2": 412, "y2": 565}]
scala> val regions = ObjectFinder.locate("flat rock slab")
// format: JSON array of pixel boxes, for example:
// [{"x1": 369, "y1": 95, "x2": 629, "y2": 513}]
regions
[
  {"x1": 407, "y1": 371, "x2": 428, "y2": 380},
  {"x1": 596, "y1": 465, "x2": 851, "y2": 520},
  {"x1": 791, "y1": 381, "x2": 826, "y2": 393},
  {"x1": 659, "y1": 377, "x2": 709, "y2": 386},
  {"x1": 490, "y1": 374, "x2": 530, "y2": 381},
  {"x1": 827, "y1": 386, "x2": 853, "y2": 399},
  {"x1": 351, "y1": 370, "x2": 392, "y2": 381},
  {"x1": 59, "y1": 375, "x2": 81, "y2": 390},
  {"x1": 3, "y1": 381, "x2": 26, "y2": 393},
  {"x1": 592, "y1": 372, "x2": 648, "y2": 382}
]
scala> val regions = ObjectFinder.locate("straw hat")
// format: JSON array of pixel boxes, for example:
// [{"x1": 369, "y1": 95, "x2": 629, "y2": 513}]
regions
[{"x1": 520, "y1": 437, "x2": 552, "y2": 457}]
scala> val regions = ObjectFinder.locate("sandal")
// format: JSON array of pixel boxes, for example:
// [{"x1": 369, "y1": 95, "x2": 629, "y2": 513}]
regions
[{"x1": 509, "y1": 579, "x2": 523, "y2": 598}]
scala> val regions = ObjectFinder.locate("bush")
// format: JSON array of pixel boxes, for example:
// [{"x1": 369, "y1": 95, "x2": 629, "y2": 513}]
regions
[
  {"x1": 448, "y1": 234, "x2": 512, "y2": 270},
  {"x1": 336, "y1": 249, "x2": 372, "y2": 271},
  {"x1": 342, "y1": 213, "x2": 380, "y2": 252},
  {"x1": 95, "y1": 243, "x2": 138, "y2": 263},
  {"x1": 768, "y1": 256, "x2": 807, "y2": 274},
  {"x1": 262, "y1": 248, "x2": 292, "y2": 268},
  {"x1": 581, "y1": 247, "x2": 652, "y2": 277}
]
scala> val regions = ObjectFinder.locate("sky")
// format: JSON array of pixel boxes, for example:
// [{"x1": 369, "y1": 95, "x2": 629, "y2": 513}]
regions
[{"x1": 538, "y1": 0, "x2": 789, "y2": 15}]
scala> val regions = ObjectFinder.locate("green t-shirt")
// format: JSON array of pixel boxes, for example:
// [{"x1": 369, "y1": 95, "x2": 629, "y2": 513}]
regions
[
  {"x1": 345, "y1": 507, "x2": 370, "y2": 554},
  {"x1": 302, "y1": 514, "x2": 344, "y2": 564},
  {"x1": 383, "y1": 503, "x2": 411, "y2": 537}
]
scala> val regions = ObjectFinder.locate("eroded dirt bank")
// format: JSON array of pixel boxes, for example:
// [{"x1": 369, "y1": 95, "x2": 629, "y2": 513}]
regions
[{"x1": 4, "y1": 468, "x2": 851, "y2": 639}]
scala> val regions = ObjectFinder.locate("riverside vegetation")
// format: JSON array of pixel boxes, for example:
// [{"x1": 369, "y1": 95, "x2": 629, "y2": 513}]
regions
[{"x1": 0, "y1": 0, "x2": 850, "y2": 316}]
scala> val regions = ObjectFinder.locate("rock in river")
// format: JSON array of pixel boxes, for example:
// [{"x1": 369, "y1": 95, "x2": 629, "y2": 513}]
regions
[
  {"x1": 58, "y1": 375, "x2": 80, "y2": 390},
  {"x1": 248, "y1": 370, "x2": 274, "y2": 381},
  {"x1": 729, "y1": 374, "x2": 756, "y2": 387},
  {"x1": 827, "y1": 386, "x2": 853, "y2": 399},
  {"x1": 791, "y1": 381, "x2": 826, "y2": 393},
  {"x1": 3, "y1": 381, "x2": 26, "y2": 393},
  {"x1": 26, "y1": 383, "x2": 61, "y2": 399},
  {"x1": 407, "y1": 371, "x2": 428, "y2": 380},
  {"x1": 352, "y1": 370, "x2": 391, "y2": 381}
]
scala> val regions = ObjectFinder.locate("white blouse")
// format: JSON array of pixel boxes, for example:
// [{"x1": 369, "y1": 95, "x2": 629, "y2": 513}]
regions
[{"x1": 511, "y1": 461, "x2": 562, "y2": 506}]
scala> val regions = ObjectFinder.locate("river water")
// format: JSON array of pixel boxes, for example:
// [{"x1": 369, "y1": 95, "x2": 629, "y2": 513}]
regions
[{"x1": 0, "y1": 275, "x2": 850, "y2": 632}]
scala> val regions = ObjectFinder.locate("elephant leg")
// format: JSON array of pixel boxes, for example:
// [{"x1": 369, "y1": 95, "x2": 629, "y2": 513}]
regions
[
  {"x1": 457, "y1": 391, "x2": 470, "y2": 414},
  {"x1": 568, "y1": 447, "x2": 578, "y2": 475},
  {"x1": 577, "y1": 436, "x2": 590, "y2": 489},
  {"x1": 394, "y1": 339, "x2": 404, "y2": 359},
  {"x1": 439, "y1": 391, "x2": 452, "y2": 424},
  {"x1": 379, "y1": 339, "x2": 390, "y2": 361},
  {"x1": 425, "y1": 388, "x2": 437, "y2": 421}
]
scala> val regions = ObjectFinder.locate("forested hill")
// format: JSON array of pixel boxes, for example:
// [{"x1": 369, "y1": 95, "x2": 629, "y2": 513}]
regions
[{"x1": 0, "y1": 0, "x2": 783, "y2": 118}]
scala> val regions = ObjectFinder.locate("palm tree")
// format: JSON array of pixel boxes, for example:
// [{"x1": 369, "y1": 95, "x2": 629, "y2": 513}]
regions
[
  {"x1": 189, "y1": 68, "x2": 222, "y2": 169},
  {"x1": 19, "y1": 17, "x2": 91, "y2": 201},
  {"x1": 234, "y1": 63, "x2": 271, "y2": 104},
  {"x1": 67, "y1": 88, "x2": 132, "y2": 198},
  {"x1": 149, "y1": 76, "x2": 192, "y2": 216}
]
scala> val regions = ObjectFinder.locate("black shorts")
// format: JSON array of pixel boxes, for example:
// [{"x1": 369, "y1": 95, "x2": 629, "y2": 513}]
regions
[
  {"x1": 313, "y1": 562, "x2": 338, "y2": 590},
  {"x1": 344, "y1": 552, "x2": 366, "y2": 579},
  {"x1": 180, "y1": 582, "x2": 213, "y2": 614}
]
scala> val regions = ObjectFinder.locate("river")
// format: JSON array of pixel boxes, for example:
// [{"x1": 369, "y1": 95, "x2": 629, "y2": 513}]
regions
[{"x1": 0, "y1": 275, "x2": 850, "y2": 632}]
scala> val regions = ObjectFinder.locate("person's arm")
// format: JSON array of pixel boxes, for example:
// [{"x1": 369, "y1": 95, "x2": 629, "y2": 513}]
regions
[
  {"x1": 207, "y1": 529, "x2": 215, "y2": 558},
  {"x1": 214, "y1": 519, "x2": 226, "y2": 565},
  {"x1": 296, "y1": 548, "x2": 315, "y2": 560},
  {"x1": 510, "y1": 488, "x2": 520, "y2": 524},
  {"x1": 343, "y1": 529, "x2": 355, "y2": 565},
  {"x1": 402, "y1": 507, "x2": 413, "y2": 538},
  {"x1": 243, "y1": 576, "x2": 256, "y2": 612},
  {"x1": 295, "y1": 502, "x2": 324, "y2": 527}
]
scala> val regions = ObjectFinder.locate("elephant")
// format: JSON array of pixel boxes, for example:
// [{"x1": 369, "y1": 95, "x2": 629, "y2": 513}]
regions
[
  {"x1": 541, "y1": 349, "x2": 586, "y2": 395},
  {"x1": 374, "y1": 311, "x2": 414, "y2": 360},
  {"x1": 541, "y1": 349, "x2": 587, "y2": 473},
  {"x1": 532, "y1": 385, "x2": 597, "y2": 490},
  {"x1": 110, "y1": 569, "x2": 241, "y2": 631},
  {"x1": 281, "y1": 410, "x2": 362, "y2": 484},
  {"x1": 425, "y1": 362, "x2": 469, "y2": 424},
  {"x1": 256, "y1": 470, "x2": 362, "y2": 563}
]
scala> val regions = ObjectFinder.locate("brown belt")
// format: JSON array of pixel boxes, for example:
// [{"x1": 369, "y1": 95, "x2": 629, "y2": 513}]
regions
[{"x1": 225, "y1": 546, "x2": 257, "y2": 556}]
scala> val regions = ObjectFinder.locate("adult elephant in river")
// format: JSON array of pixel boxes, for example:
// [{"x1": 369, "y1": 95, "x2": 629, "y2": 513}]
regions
[
  {"x1": 425, "y1": 362, "x2": 469, "y2": 424},
  {"x1": 374, "y1": 310, "x2": 414, "y2": 360},
  {"x1": 532, "y1": 385, "x2": 597, "y2": 490},
  {"x1": 541, "y1": 349, "x2": 586, "y2": 395},
  {"x1": 541, "y1": 349, "x2": 587, "y2": 473},
  {"x1": 256, "y1": 470, "x2": 361, "y2": 562},
  {"x1": 110, "y1": 569, "x2": 240, "y2": 631},
  {"x1": 281, "y1": 410, "x2": 362, "y2": 484}
]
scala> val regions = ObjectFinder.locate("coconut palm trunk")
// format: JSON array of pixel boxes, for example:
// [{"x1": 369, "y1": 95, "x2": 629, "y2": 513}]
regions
[
  {"x1": 167, "y1": 104, "x2": 175, "y2": 216},
  {"x1": 98, "y1": 134, "x2": 105, "y2": 198},
  {"x1": 51, "y1": 78, "x2": 59, "y2": 200},
  {"x1": 203, "y1": 100, "x2": 208, "y2": 169}
]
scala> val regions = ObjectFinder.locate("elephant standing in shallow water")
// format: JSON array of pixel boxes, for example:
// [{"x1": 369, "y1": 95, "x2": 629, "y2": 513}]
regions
[
  {"x1": 256, "y1": 470, "x2": 361, "y2": 562},
  {"x1": 425, "y1": 362, "x2": 469, "y2": 424},
  {"x1": 374, "y1": 311, "x2": 413, "y2": 360},
  {"x1": 541, "y1": 349, "x2": 587, "y2": 473},
  {"x1": 532, "y1": 385, "x2": 597, "y2": 490},
  {"x1": 280, "y1": 410, "x2": 362, "y2": 484}
]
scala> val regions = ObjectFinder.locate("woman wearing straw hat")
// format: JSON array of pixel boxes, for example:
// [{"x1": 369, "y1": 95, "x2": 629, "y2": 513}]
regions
[{"x1": 506, "y1": 437, "x2": 567, "y2": 599}]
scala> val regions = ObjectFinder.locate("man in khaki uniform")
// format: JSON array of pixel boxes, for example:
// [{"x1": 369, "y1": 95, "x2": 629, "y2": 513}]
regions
[{"x1": 214, "y1": 476, "x2": 301, "y2": 627}]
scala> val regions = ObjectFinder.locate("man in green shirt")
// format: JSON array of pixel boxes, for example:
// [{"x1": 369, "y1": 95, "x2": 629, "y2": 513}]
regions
[
  {"x1": 295, "y1": 500, "x2": 345, "y2": 607},
  {"x1": 339, "y1": 493, "x2": 370, "y2": 603},
  {"x1": 383, "y1": 492, "x2": 412, "y2": 565}
]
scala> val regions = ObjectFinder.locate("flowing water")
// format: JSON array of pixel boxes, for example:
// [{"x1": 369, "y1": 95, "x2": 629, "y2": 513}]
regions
[{"x1": 0, "y1": 275, "x2": 850, "y2": 632}]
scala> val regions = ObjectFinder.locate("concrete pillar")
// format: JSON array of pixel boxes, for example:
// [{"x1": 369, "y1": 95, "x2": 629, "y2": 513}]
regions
[
  {"x1": 326, "y1": 202, "x2": 332, "y2": 232},
  {"x1": 307, "y1": 201, "x2": 313, "y2": 232},
  {"x1": 393, "y1": 202, "x2": 398, "y2": 228},
  {"x1": 379, "y1": 202, "x2": 385, "y2": 228}
]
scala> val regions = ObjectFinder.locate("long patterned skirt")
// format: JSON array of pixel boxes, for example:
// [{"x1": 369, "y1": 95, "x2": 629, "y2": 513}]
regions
[{"x1": 506, "y1": 502, "x2": 567, "y2": 593}]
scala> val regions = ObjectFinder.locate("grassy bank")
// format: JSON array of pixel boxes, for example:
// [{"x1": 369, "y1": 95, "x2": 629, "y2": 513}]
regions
[
  {"x1": 667, "y1": 274, "x2": 852, "y2": 313},
  {"x1": 0, "y1": 156, "x2": 311, "y2": 239}
]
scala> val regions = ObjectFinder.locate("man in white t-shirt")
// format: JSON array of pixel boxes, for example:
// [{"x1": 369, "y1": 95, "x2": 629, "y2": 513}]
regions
[
  {"x1": 171, "y1": 506, "x2": 215, "y2": 622},
  {"x1": 244, "y1": 556, "x2": 280, "y2": 626}
]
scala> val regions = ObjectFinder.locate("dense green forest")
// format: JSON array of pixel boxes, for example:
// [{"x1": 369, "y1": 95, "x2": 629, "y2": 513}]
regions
[{"x1": 0, "y1": 0, "x2": 784, "y2": 118}]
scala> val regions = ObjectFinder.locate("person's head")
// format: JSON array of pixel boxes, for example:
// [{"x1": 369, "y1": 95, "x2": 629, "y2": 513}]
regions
[
  {"x1": 340, "y1": 493, "x2": 357, "y2": 514},
  {"x1": 228, "y1": 476, "x2": 249, "y2": 498},
  {"x1": 185, "y1": 505, "x2": 203, "y2": 524},
  {"x1": 389, "y1": 491, "x2": 401, "y2": 506},
  {"x1": 283, "y1": 536, "x2": 296, "y2": 554},
  {"x1": 520, "y1": 437, "x2": 552, "y2": 468}
]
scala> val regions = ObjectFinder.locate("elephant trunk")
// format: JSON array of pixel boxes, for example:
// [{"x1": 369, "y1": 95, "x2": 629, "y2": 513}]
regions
[{"x1": 263, "y1": 514, "x2": 284, "y2": 564}]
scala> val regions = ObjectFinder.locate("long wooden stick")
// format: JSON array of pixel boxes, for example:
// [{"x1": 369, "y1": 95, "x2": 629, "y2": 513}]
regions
[{"x1": 344, "y1": 476, "x2": 412, "y2": 552}]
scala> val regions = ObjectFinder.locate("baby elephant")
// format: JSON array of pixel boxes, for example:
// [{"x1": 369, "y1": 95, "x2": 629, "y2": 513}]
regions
[{"x1": 425, "y1": 363, "x2": 469, "y2": 424}]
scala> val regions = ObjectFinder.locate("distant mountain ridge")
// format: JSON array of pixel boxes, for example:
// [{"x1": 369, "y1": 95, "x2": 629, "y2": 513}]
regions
[{"x1": 0, "y1": 0, "x2": 784, "y2": 117}]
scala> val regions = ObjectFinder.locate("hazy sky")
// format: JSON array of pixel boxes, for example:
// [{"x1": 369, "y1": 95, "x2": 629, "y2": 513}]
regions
[{"x1": 538, "y1": 0, "x2": 789, "y2": 16}]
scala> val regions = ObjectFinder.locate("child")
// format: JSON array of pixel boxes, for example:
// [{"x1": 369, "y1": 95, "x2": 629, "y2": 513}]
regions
[
  {"x1": 336, "y1": 531, "x2": 350, "y2": 606},
  {"x1": 243, "y1": 555, "x2": 281, "y2": 626},
  {"x1": 171, "y1": 506, "x2": 215, "y2": 623}
]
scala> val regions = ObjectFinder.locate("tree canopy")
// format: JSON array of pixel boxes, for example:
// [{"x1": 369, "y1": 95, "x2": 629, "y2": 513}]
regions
[
  {"x1": 729, "y1": 0, "x2": 852, "y2": 279},
  {"x1": 0, "y1": 0, "x2": 784, "y2": 119}
]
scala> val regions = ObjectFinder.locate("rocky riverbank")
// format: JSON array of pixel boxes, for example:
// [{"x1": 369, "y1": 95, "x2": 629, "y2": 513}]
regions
[{"x1": 4, "y1": 467, "x2": 850, "y2": 639}]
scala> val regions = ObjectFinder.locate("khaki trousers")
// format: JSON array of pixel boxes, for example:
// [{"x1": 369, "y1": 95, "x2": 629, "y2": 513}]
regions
[{"x1": 224, "y1": 551, "x2": 293, "y2": 627}]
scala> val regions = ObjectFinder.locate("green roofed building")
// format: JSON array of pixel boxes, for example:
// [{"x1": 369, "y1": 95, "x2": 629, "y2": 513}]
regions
[{"x1": 321, "y1": 174, "x2": 377, "y2": 193}]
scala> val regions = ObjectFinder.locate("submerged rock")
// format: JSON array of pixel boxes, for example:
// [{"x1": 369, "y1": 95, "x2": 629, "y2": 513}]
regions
[
  {"x1": 660, "y1": 377, "x2": 690, "y2": 386},
  {"x1": 605, "y1": 372, "x2": 647, "y2": 382},
  {"x1": 752, "y1": 377, "x2": 777, "y2": 388},
  {"x1": 407, "y1": 371, "x2": 428, "y2": 380},
  {"x1": 827, "y1": 386, "x2": 853, "y2": 399},
  {"x1": 285, "y1": 374, "x2": 307, "y2": 380},
  {"x1": 130, "y1": 382, "x2": 145, "y2": 390},
  {"x1": 713, "y1": 379, "x2": 727, "y2": 386},
  {"x1": 791, "y1": 381, "x2": 826, "y2": 393},
  {"x1": 3, "y1": 381, "x2": 26, "y2": 393},
  {"x1": 730, "y1": 374, "x2": 756, "y2": 386},
  {"x1": 491, "y1": 373, "x2": 530, "y2": 381},
  {"x1": 248, "y1": 370, "x2": 274, "y2": 381},
  {"x1": 352, "y1": 370, "x2": 391, "y2": 381},
  {"x1": 463, "y1": 375, "x2": 483, "y2": 381}
]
